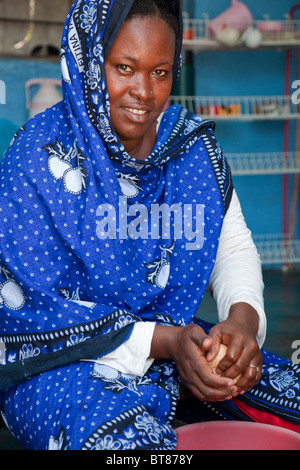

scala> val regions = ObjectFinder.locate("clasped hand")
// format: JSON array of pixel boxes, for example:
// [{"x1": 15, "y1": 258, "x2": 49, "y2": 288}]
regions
[{"x1": 172, "y1": 306, "x2": 263, "y2": 402}]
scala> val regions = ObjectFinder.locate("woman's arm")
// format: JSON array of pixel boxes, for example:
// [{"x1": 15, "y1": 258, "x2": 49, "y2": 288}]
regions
[
  {"x1": 206, "y1": 189, "x2": 265, "y2": 393},
  {"x1": 208, "y1": 189, "x2": 266, "y2": 347}
]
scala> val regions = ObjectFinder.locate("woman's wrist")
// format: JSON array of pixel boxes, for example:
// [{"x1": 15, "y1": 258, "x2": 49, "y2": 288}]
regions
[
  {"x1": 227, "y1": 302, "x2": 259, "y2": 339},
  {"x1": 149, "y1": 324, "x2": 181, "y2": 360}
]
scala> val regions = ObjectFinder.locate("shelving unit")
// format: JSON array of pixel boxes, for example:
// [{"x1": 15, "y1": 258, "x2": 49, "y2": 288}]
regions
[
  {"x1": 173, "y1": 13, "x2": 300, "y2": 268},
  {"x1": 253, "y1": 234, "x2": 300, "y2": 266},
  {"x1": 170, "y1": 95, "x2": 299, "y2": 121},
  {"x1": 182, "y1": 18, "x2": 300, "y2": 50},
  {"x1": 226, "y1": 151, "x2": 300, "y2": 175}
]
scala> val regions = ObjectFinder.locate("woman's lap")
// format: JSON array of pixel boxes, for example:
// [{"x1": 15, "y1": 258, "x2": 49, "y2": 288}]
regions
[
  {"x1": 1, "y1": 325, "x2": 300, "y2": 450},
  {"x1": 0, "y1": 361, "x2": 178, "y2": 450}
]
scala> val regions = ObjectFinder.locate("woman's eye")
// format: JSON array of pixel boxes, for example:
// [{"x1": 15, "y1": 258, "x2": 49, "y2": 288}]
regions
[
  {"x1": 153, "y1": 70, "x2": 168, "y2": 78},
  {"x1": 117, "y1": 65, "x2": 132, "y2": 73}
]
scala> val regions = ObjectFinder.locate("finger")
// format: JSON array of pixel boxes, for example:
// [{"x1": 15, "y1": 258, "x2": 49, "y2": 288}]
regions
[
  {"x1": 237, "y1": 361, "x2": 263, "y2": 394},
  {"x1": 216, "y1": 342, "x2": 243, "y2": 375},
  {"x1": 205, "y1": 334, "x2": 221, "y2": 363},
  {"x1": 190, "y1": 357, "x2": 238, "y2": 400},
  {"x1": 178, "y1": 351, "x2": 237, "y2": 401},
  {"x1": 216, "y1": 334, "x2": 257, "y2": 376},
  {"x1": 187, "y1": 382, "x2": 237, "y2": 402},
  {"x1": 192, "y1": 327, "x2": 213, "y2": 355},
  {"x1": 218, "y1": 355, "x2": 245, "y2": 381},
  {"x1": 184, "y1": 371, "x2": 238, "y2": 402},
  {"x1": 201, "y1": 336, "x2": 213, "y2": 355},
  {"x1": 218, "y1": 346, "x2": 261, "y2": 384}
]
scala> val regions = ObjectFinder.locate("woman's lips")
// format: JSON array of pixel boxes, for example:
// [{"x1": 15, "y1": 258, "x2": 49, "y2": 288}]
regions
[
  {"x1": 122, "y1": 106, "x2": 150, "y2": 122},
  {"x1": 124, "y1": 107, "x2": 147, "y2": 115}
]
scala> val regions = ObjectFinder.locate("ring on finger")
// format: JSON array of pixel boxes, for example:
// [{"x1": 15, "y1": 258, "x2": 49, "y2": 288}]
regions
[{"x1": 247, "y1": 364, "x2": 260, "y2": 375}]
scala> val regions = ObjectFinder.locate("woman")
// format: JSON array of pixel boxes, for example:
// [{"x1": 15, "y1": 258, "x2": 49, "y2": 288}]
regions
[{"x1": 0, "y1": 0, "x2": 299, "y2": 450}]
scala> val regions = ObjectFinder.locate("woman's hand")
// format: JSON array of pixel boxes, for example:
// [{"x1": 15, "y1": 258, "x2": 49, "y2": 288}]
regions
[
  {"x1": 150, "y1": 323, "x2": 238, "y2": 402},
  {"x1": 206, "y1": 302, "x2": 263, "y2": 395}
]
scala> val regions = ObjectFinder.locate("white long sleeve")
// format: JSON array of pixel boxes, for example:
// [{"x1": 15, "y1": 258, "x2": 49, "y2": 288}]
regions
[
  {"x1": 90, "y1": 189, "x2": 266, "y2": 376},
  {"x1": 87, "y1": 321, "x2": 156, "y2": 376}
]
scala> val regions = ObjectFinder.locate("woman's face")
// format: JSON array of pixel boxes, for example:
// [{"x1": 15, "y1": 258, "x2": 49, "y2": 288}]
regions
[{"x1": 105, "y1": 16, "x2": 176, "y2": 159}]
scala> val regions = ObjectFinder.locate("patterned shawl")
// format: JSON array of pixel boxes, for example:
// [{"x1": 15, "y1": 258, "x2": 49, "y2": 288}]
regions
[{"x1": 0, "y1": 0, "x2": 232, "y2": 389}]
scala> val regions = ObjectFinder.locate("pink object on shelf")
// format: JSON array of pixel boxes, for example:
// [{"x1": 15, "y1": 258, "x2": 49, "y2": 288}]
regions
[
  {"x1": 176, "y1": 421, "x2": 300, "y2": 450},
  {"x1": 208, "y1": 0, "x2": 254, "y2": 39},
  {"x1": 257, "y1": 20, "x2": 284, "y2": 33}
]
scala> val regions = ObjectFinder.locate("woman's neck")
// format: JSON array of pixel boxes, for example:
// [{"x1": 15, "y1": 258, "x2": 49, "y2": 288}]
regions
[{"x1": 122, "y1": 121, "x2": 157, "y2": 161}]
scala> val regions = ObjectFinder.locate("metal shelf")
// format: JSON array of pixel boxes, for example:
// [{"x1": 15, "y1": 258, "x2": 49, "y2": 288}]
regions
[
  {"x1": 227, "y1": 152, "x2": 300, "y2": 175},
  {"x1": 179, "y1": 14, "x2": 300, "y2": 269},
  {"x1": 253, "y1": 234, "x2": 300, "y2": 266},
  {"x1": 182, "y1": 18, "x2": 300, "y2": 51},
  {"x1": 169, "y1": 95, "x2": 299, "y2": 121}
]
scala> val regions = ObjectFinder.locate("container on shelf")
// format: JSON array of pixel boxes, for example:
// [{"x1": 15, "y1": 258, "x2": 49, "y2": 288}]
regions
[
  {"x1": 25, "y1": 78, "x2": 62, "y2": 120},
  {"x1": 207, "y1": 0, "x2": 254, "y2": 40}
]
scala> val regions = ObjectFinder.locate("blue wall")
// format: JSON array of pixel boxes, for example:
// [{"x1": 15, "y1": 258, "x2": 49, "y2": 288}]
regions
[
  {"x1": 191, "y1": 0, "x2": 300, "y2": 240},
  {"x1": 0, "y1": 58, "x2": 61, "y2": 128}
]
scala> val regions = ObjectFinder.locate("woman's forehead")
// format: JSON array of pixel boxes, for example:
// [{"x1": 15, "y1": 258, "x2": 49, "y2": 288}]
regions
[{"x1": 108, "y1": 16, "x2": 176, "y2": 59}]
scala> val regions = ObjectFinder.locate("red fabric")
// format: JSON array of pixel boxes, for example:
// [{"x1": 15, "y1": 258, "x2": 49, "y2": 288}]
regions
[{"x1": 233, "y1": 398, "x2": 300, "y2": 434}]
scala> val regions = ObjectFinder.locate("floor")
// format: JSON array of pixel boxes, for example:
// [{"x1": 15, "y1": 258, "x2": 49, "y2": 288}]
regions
[{"x1": 0, "y1": 269, "x2": 299, "y2": 450}]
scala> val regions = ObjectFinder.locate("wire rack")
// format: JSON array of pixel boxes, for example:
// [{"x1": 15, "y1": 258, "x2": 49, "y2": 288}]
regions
[
  {"x1": 226, "y1": 151, "x2": 300, "y2": 175},
  {"x1": 182, "y1": 18, "x2": 300, "y2": 50},
  {"x1": 169, "y1": 95, "x2": 299, "y2": 121},
  {"x1": 253, "y1": 234, "x2": 300, "y2": 266}
]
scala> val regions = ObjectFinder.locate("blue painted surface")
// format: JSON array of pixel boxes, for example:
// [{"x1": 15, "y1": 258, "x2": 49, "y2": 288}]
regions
[
  {"x1": 0, "y1": 58, "x2": 61, "y2": 127},
  {"x1": 0, "y1": 117, "x2": 19, "y2": 159}
]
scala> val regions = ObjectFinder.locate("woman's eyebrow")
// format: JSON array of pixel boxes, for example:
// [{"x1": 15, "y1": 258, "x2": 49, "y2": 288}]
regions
[
  {"x1": 110, "y1": 55, "x2": 173, "y2": 67},
  {"x1": 155, "y1": 61, "x2": 174, "y2": 67}
]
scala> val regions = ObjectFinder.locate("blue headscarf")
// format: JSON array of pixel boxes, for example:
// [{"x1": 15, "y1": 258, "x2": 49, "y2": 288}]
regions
[{"x1": 0, "y1": 0, "x2": 232, "y2": 389}]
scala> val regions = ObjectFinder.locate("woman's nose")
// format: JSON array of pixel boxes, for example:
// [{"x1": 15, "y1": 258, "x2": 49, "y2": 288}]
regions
[{"x1": 129, "y1": 74, "x2": 153, "y2": 101}]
